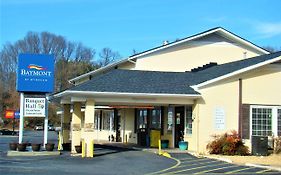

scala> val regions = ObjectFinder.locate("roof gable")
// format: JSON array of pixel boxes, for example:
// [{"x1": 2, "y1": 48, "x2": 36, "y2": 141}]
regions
[
  {"x1": 69, "y1": 27, "x2": 270, "y2": 84},
  {"x1": 51, "y1": 52, "x2": 281, "y2": 101}
]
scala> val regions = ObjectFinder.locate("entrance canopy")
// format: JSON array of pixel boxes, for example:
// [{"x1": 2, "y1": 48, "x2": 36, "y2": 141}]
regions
[{"x1": 49, "y1": 69, "x2": 202, "y2": 105}]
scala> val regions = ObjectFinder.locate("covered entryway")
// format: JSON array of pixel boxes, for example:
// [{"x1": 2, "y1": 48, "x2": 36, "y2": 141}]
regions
[
  {"x1": 49, "y1": 69, "x2": 201, "y2": 157},
  {"x1": 50, "y1": 91, "x2": 200, "y2": 157}
]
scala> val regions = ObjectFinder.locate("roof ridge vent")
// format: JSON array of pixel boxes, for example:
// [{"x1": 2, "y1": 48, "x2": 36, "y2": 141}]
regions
[
  {"x1": 163, "y1": 40, "x2": 169, "y2": 45},
  {"x1": 191, "y1": 62, "x2": 218, "y2": 72}
]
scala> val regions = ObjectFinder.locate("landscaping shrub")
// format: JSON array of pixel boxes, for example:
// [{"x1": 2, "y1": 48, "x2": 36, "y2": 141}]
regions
[{"x1": 206, "y1": 130, "x2": 249, "y2": 155}]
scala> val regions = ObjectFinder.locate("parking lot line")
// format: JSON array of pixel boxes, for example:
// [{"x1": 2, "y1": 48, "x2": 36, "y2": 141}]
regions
[
  {"x1": 180, "y1": 158, "x2": 208, "y2": 163},
  {"x1": 225, "y1": 167, "x2": 258, "y2": 174},
  {"x1": 256, "y1": 169, "x2": 273, "y2": 174},
  {"x1": 178, "y1": 157, "x2": 193, "y2": 161},
  {"x1": 177, "y1": 160, "x2": 219, "y2": 168},
  {"x1": 193, "y1": 164, "x2": 238, "y2": 174},
  {"x1": 165, "y1": 162, "x2": 227, "y2": 174},
  {"x1": 146, "y1": 156, "x2": 181, "y2": 175}
]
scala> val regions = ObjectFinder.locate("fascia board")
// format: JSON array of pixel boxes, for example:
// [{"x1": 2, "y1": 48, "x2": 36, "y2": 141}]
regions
[
  {"x1": 52, "y1": 90, "x2": 201, "y2": 99},
  {"x1": 217, "y1": 29, "x2": 269, "y2": 54}
]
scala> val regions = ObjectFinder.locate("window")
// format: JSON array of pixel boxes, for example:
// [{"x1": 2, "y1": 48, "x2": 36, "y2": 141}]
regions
[
  {"x1": 251, "y1": 107, "x2": 272, "y2": 136},
  {"x1": 185, "y1": 106, "x2": 193, "y2": 135},
  {"x1": 137, "y1": 109, "x2": 147, "y2": 129},
  {"x1": 151, "y1": 108, "x2": 161, "y2": 129},
  {"x1": 102, "y1": 110, "x2": 114, "y2": 130},
  {"x1": 277, "y1": 109, "x2": 281, "y2": 136},
  {"x1": 94, "y1": 110, "x2": 100, "y2": 130}
]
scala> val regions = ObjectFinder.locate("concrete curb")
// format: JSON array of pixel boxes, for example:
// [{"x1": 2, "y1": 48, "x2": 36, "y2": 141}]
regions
[
  {"x1": 245, "y1": 163, "x2": 281, "y2": 172},
  {"x1": 7, "y1": 150, "x2": 61, "y2": 156},
  {"x1": 202, "y1": 155, "x2": 233, "y2": 163}
]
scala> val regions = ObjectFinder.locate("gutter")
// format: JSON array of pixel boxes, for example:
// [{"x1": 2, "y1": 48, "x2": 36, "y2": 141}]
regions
[{"x1": 50, "y1": 90, "x2": 201, "y2": 100}]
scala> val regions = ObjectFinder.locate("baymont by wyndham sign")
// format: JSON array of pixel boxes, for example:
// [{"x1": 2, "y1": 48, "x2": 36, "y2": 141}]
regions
[{"x1": 17, "y1": 54, "x2": 54, "y2": 93}]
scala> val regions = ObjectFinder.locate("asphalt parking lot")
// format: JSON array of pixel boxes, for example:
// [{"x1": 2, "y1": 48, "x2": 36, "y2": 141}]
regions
[
  {"x1": 1, "y1": 131, "x2": 280, "y2": 175},
  {"x1": 0, "y1": 131, "x2": 175, "y2": 175},
  {"x1": 151, "y1": 153, "x2": 281, "y2": 174}
]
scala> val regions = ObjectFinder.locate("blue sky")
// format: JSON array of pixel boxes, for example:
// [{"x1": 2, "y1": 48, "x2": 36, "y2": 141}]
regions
[{"x1": 1, "y1": 0, "x2": 281, "y2": 58}]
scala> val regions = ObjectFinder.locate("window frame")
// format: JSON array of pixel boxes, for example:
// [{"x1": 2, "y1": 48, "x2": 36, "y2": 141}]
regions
[
  {"x1": 185, "y1": 106, "x2": 193, "y2": 136},
  {"x1": 250, "y1": 105, "x2": 281, "y2": 138}
]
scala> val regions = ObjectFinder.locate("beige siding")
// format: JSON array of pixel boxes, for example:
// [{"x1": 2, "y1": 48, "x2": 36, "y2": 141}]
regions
[
  {"x1": 120, "y1": 109, "x2": 137, "y2": 144},
  {"x1": 242, "y1": 64, "x2": 281, "y2": 105},
  {"x1": 161, "y1": 107, "x2": 173, "y2": 148},
  {"x1": 134, "y1": 35, "x2": 260, "y2": 72},
  {"x1": 194, "y1": 79, "x2": 240, "y2": 153},
  {"x1": 190, "y1": 63, "x2": 281, "y2": 153},
  {"x1": 118, "y1": 62, "x2": 135, "y2": 70}
]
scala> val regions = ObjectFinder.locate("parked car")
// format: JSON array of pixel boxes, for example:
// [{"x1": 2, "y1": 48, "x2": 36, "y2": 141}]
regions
[
  {"x1": 34, "y1": 125, "x2": 43, "y2": 131},
  {"x1": 48, "y1": 124, "x2": 55, "y2": 131},
  {"x1": 0, "y1": 129, "x2": 18, "y2": 135}
]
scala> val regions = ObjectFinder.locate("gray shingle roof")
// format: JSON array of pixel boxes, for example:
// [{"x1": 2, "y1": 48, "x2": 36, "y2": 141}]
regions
[
  {"x1": 68, "y1": 51, "x2": 281, "y2": 95},
  {"x1": 192, "y1": 51, "x2": 281, "y2": 85},
  {"x1": 69, "y1": 69, "x2": 199, "y2": 95}
]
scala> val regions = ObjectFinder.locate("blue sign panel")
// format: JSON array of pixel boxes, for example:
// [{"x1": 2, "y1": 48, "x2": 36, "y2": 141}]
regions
[
  {"x1": 17, "y1": 54, "x2": 55, "y2": 93},
  {"x1": 14, "y1": 111, "x2": 20, "y2": 119}
]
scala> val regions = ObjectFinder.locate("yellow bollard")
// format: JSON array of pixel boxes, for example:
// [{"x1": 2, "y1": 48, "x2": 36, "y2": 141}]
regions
[
  {"x1": 91, "y1": 140, "x2": 95, "y2": 156},
  {"x1": 158, "y1": 139, "x2": 161, "y2": 155},
  {"x1": 82, "y1": 139, "x2": 85, "y2": 158},
  {"x1": 89, "y1": 140, "x2": 94, "y2": 158},
  {"x1": 57, "y1": 131, "x2": 62, "y2": 151}
]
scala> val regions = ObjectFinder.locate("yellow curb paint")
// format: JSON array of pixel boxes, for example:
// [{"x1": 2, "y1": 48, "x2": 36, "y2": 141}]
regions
[
  {"x1": 225, "y1": 167, "x2": 257, "y2": 174},
  {"x1": 167, "y1": 162, "x2": 227, "y2": 174},
  {"x1": 193, "y1": 165, "x2": 238, "y2": 174},
  {"x1": 161, "y1": 152, "x2": 171, "y2": 158}
]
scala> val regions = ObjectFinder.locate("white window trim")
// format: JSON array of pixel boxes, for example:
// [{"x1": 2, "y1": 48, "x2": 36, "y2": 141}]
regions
[{"x1": 250, "y1": 105, "x2": 281, "y2": 138}]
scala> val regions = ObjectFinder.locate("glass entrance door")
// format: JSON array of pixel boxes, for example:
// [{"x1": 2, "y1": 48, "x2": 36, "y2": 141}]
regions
[
  {"x1": 137, "y1": 109, "x2": 148, "y2": 146},
  {"x1": 174, "y1": 106, "x2": 185, "y2": 147}
]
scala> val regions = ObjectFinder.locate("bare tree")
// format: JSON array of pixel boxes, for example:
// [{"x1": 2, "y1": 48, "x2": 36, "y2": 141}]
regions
[
  {"x1": 263, "y1": 46, "x2": 280, "y2": 53},
  {"x1": 98, "y1": 48, "x2": 121, "y2": 67},
  {"x1": 0, "y1": 31, "x2": 99, "y2": 124},
  {"x1": 132, "y1": 49, "x2": 138, "y2": 56}
]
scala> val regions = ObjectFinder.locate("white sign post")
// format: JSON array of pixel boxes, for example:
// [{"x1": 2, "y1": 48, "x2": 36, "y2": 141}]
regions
[
  {"x1": 44, "y1": 97, "x2": 48, "y2": 147},
  {"x1": 19, "y1": 93, "x2": 24, "y2": 144}
]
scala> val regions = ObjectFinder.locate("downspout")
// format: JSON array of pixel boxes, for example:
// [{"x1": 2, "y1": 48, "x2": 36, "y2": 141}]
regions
[
  {"x1": 195, "y1": 101, "x2": 200, "y2": 153},
  {"x1": 238, "y1": 79, "x2": 242, "y2": 137}
]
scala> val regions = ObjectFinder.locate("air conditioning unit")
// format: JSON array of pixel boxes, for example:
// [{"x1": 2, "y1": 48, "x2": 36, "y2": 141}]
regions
[{"x1": 251, "y1": 136, "x2": 268, "y2": 156}]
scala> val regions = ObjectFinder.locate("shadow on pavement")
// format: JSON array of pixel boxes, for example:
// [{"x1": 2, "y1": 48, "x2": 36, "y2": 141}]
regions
[{"x1": 93, "y1": 144, "x2": 135, "y2": 157}]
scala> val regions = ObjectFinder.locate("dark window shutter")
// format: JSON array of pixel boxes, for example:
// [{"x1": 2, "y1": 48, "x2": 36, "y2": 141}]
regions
[
  {"x1": 99, "y1": 110, "x2": 103, "y2": 131},
  {"x1": 161, "y1": 106, "x2": 164, "y2": 135},
  {"x1": 241, "y1": 104, "x2": 250, "y2": 139},
  {"x1": 134, "y1": 109, "x2": 137, "y2": 133}
]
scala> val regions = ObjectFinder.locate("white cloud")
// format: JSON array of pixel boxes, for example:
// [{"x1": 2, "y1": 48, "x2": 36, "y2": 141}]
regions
[{"x1": 255, "y1": 22, "x2": 281, "y2": 38}]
